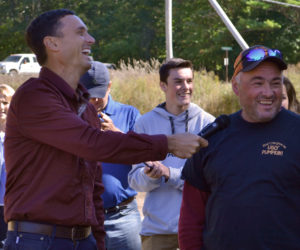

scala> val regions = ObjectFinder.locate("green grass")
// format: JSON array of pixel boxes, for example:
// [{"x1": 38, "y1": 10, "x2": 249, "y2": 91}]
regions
[{"x1": 1, "y1": 60, "x2": 299, "y2": 116}]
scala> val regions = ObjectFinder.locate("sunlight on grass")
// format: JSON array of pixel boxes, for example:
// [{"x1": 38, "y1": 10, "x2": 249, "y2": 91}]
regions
[{"x1": 1, "y1": 60, "x2": 299, "y2": 116}]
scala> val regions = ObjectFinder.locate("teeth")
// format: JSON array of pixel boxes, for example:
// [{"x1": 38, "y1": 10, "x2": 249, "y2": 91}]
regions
[
  {"x1": 178, "y1": 93, "x2": 190, "y2": 96},
  {"x1": 260, "y1": 100, "x2": 272, "y2": 105},
  {"x1": 82, "y1": 49, "x2": 91, "y2": 54}
]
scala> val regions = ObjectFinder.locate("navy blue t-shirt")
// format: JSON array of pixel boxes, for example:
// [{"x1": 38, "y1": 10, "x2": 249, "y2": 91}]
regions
[{"x1": 182, "y1": 109, "x2": 300, "y2": 250}]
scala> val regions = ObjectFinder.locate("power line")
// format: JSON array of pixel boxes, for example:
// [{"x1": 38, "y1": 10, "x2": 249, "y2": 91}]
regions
[{"x1": 261, "y1": 0, "x2": 300, "y2": 9}]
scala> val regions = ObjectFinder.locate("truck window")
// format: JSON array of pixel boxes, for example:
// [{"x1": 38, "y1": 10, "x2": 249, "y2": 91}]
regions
[
  {"x1": 3, "y1": 56, "x2": 21, "y2": 62},
  {"x1": 22, "y1": 58, "x2": 30, "y2": 64}
]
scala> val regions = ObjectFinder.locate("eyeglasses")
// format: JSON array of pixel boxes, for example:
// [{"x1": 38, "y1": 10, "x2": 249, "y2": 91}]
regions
[{"x1": 234, "y1": 47, "x2": 283, "y2": 70}]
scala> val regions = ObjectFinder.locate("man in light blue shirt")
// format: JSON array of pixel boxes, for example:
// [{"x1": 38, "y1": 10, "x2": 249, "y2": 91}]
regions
[{"x1": 80, "y1": 61, "x2": 142, "y2": 250}]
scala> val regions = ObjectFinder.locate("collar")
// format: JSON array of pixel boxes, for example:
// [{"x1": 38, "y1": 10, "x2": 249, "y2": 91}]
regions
[
  {"x1": 102, "y1": 95, "x2": 115, "y2": 116},
  {"x1": 39, "y1": 67, "x2": 89, "y2": 102},
  {"x1": 157, "y1": 101, "x2": 190, "y2": 117}
]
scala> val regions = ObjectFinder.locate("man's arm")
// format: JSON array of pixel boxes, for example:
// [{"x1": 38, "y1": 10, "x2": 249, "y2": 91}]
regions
[
  {"x1": 167, "y1": 133, "x2": 208, "y2": 159},
  {"x1": 128, "y1": 161, "x2": 184, "y2": 192},
  {"x1": 15, "y1": 84, "x2": 205, "y2": 164},
  {"x1": 128, "y1": 163, "x2": 163, "y2": 192},
  {"x1": 178, "y1": 181, "x2": 209, "y2": 250},
  {"x1": 143, "y1": 161, "x2": 170, "y2": 180}
]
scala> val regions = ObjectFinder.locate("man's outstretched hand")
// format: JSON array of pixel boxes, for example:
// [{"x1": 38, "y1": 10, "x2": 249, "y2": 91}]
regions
[{"x1": 166, "y1": 133, "x2": 208, "y2": 159}]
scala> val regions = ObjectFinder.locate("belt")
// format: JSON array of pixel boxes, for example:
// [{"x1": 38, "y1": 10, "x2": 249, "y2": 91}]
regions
[
  {"x1": 104, "y1": 196, "x2": 135, "y2": 214},
  {"x1": 8, "y1": 221, "x2": 91, "y2": 241}
]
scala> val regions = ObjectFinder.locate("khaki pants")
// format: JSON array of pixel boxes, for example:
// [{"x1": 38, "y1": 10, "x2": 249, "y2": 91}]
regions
[{"x1": 141, "y1": 234, "x2": 179, "y2": 250}]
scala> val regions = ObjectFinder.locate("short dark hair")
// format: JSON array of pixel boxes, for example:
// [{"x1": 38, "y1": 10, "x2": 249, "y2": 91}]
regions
[
  {"x1": 25, "y1": 9, "x2": 75, "y2": 65},
  {"x1": 159, "y1": 58, "x2": 193, "y2": 83}
]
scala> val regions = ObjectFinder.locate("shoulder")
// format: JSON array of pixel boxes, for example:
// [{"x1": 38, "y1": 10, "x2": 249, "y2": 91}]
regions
[
  {"x1": 112, "y1": 100, "x2": 140, "y2": 115},
  {"x1": 282, "y1": 108, "x2": 300, "y2": 120},
  {"x1": 279, "y1": 109, "x2": 300, "y2": 127},
  {"x1": 11, "y1": 78, "x2": 54, "y2": 108},
  {"x1": 135, "y1": 108, "x2": 160, "y2": 123},
  {"x1": 120, "y1": 102, "x2": 140, "y2": 114},
  {"x1": 14, "y1": 77, "x2": 60, "y2": 101},
  {"x1": 11, "y1": 76, "x2": 75, "y2": 121},
  {"x1": 134, "y1": 108, "x2": 164, "y2": 133},
  {"x1": 189, "y1": 103, "x2": 215, "y2": 121},
  {"x1": 189, "y1": 103, "x2": 212, "y2": 115},
  {"x1": 14, "y1": 77, "x2": 39, "y2": 97}
]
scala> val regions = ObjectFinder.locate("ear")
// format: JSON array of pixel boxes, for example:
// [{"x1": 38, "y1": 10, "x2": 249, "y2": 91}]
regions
[
  {"x1": 43, "y1": 36, "x2": 60, "y2": 52},
  {"x1": 107, "y1": 81, "x2": 112, "y2": 94},
  {"x1": 160, "y1": 81, "x2": 167, "y2": 92},
  {"x1": 231, "y1": 77, "x2": 239, "y2": 96}
]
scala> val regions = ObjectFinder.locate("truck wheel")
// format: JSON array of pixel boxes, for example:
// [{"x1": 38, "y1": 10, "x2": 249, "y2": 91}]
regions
[{"x1": 8, "y1": 70, "x2": 18, "y2": 76}]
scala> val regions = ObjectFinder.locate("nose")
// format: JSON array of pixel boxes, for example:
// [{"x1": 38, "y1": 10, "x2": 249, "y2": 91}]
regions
[
  {"x1": 262, "y1": 83, "x2": 274, "y2": 97},
  {"x1": 86, "y1": 33, "x2": 95, "y2": 45},
  {"x1": 182, "y1": 80, "x2": 190, "y2": 90}
]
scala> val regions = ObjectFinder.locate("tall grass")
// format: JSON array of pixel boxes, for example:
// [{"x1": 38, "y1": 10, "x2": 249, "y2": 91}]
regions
[
  {"x1": 109, "y1": 59, "x2": 240, "y2": 116},
  {"x1": 110, "y1": 59, "x2": 165, "y2": 115},
  {"x1": 1, "y1": 60, "x2": 299, "y2": 116}
]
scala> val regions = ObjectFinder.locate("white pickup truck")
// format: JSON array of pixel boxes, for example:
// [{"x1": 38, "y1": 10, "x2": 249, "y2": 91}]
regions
[{"x1": 0, "y1": 53, "x2": 41, "y2": 75}]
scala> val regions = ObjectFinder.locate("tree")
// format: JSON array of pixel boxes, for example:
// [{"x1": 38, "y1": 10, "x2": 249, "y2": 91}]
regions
[{"x1": 0, "y1": 0, "x2": 299, "y2": 80}]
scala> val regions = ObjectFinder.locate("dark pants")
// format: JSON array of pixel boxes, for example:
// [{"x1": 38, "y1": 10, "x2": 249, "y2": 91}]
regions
[
  {"x1": 4, "y1": 230, "x2": 97, "y2": 250},
  {"x1": 0, "y1": 206, "x2": 7, "y2": 245}
]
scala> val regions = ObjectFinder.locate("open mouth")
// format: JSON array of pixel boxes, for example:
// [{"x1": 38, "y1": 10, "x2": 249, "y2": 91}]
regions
[
  {"x1": 178, "y1": 92, "x2": 191, "y2": 97},
  {"x1": 82, "y1": 49, "x2": 91, "y2": 56},
  {"x1": 259, "y1": 99, "x2": 273, "y2": 105}
]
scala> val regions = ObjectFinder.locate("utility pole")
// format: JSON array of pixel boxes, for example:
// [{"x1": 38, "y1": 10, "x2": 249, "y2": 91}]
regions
[
  {"x1": 165, "y1": 0, "x2": 173, "y2": 59},
  {"x1": 208, "y1": 0, "x2": 249, "y2": 50},
  {"x1": 261, "y1": 0, "x2": 300, "y2": 8}
]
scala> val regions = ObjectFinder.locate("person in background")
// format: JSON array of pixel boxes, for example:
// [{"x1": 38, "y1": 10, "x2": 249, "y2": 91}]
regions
[
  {"x1": 128, "y1": 58, "x2": 214, "y2": 250},
  {"x1": 4, "y1": 9, "x2": 206, "y2": 250},
  {"x1": 281, "y1": 76, "x2": 300, "y2": 113},
  {"x1": 179, "y1": 45, "x2": 300, "y2": 250},
  {"x1": 80, "y1": 61, "x2": 142, "y2": 250},
  {"x1": 0, "y1": 84, "x2": 15, "y2": 248}
]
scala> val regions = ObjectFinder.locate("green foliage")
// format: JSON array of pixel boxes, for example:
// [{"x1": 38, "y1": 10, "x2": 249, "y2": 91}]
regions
[{"x1": 0, "y1": 0, "x2": 299, "y2": 80}]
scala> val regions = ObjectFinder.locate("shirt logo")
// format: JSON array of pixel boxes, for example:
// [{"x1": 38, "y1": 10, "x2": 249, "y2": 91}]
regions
[{"x1": 261, "y1": 142, "x2": 286, "y2": 156}]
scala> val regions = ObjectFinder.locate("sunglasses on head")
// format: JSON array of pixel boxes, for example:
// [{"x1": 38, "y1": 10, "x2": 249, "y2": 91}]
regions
[{"x1": 234, "y1": 47, "x2": 283, "y2": 69}]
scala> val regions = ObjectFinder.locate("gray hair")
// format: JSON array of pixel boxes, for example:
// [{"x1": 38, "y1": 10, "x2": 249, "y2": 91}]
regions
[
  {"x1": 234, "y1": 72, "x2": 242, "y2": 84},
  {"x1": 234, "y1": 71, "x2": 284, "y2": 84}
]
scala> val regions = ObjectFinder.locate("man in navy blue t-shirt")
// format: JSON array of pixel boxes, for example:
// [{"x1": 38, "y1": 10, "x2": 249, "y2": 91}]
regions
[{"x1": 179, "y1": 45, "x2": 300, "y2": 250}]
